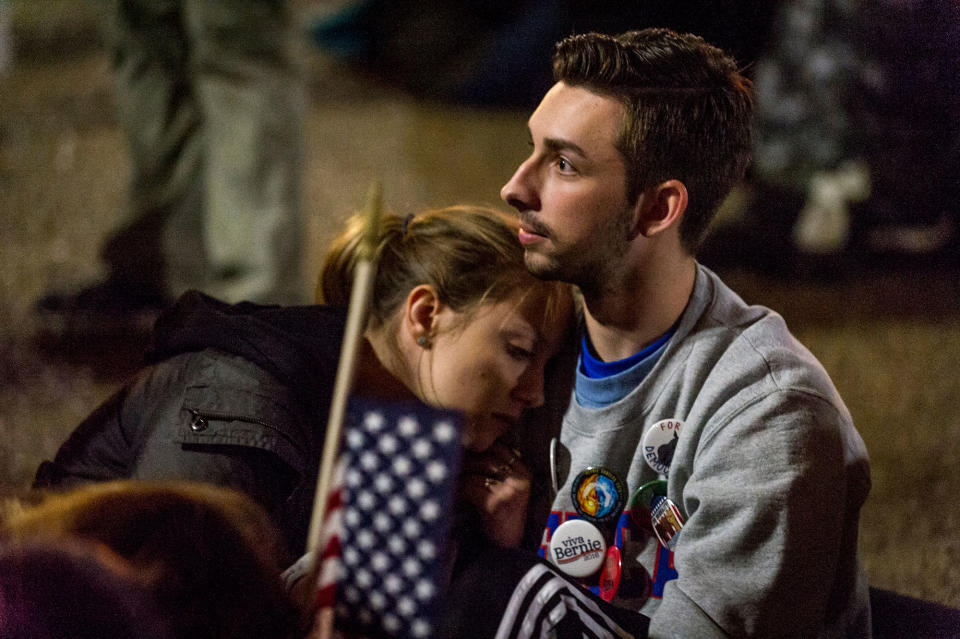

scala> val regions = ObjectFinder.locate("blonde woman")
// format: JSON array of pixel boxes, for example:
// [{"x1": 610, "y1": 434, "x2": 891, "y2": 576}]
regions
[{"x1": 34, "y1": 206, "x2": 573, "y2": 557}]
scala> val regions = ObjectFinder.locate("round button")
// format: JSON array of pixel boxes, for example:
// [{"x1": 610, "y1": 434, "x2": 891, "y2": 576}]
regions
[
  {"x1": 570, "y1": 466, "x2": 626, "y2": 526},
  {"x1": 547, "y1": 519, "x2": 607, "y2": 578},
  {"x1": 650, "y1": 495, "x2": 685, "y2": 550},
  {"x1": 598, "y1": 546, "x2": 622, "y2": 602},
  {"x1": 642, "y1": 419, "x2": 683, "y2": 476},
  {"x1": 627, "y1": 479, "x2": 668, "y2": 535},
  {"x1": 629, "y1": 479, "x2": 668, "y2": 513}
]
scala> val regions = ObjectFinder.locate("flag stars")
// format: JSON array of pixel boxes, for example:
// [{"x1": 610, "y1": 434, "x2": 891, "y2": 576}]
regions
[
  {"x1": 426, "y1": 460, "x2": 447, "y2": 483},
  {"x1": 343, "y1": 547, "x2": 360, "y2": 566},
  {"x1": 371, "y1": 552, "x2": 391, "y2": 572},
  {"x1": 360, "y1": 451, "x2": 379, "y2": 471},
  {"x1": 393, "y1": 456, "x2": 413, "y2": 476},
  {"x1": 417, "y1": 540, "x2": 437, "y2": 560},
  {"x1": 398, "y1": 596, "x2": 417, "y2": 617},
  {"x1": 355, "y1": 568, "x2": 373, "y2": 588},
  {"x1": 335, "y1": 410, "x2": 459, "y2": 636},
  {"x1": 383, "y1": 614, "x2": 401, "y2": 633},
  {"x1": 357, "y1": 490, "x2": 376, "y2": 511},
  {"x1": 433, "y1": 420, "x2": 456, "y2": 443},
  {"x1": 346, "y1": 429, "x2": 366, "y2": 449},
  {"x1": 415, "y1": 579, "x2": 435, "y2": 601},
  {"x1": 388, "y1": 495, "x2": 407, "y2": 515},
  {"x1": 344, "y1": 508, "x2": 361, "y2": 528},
  {"x1": 356, "y1": 530, "x2": 375, "y2": 549},
  {"x1": 403, "y1": 518, "x2": 423, "y2": 538},
  {"x1": 412, "y1": 438, "x2": 433, "y2": 459},
  {"x1": 373, "y1": 512, "x2": 392, "y2": 532},
  {"x1": 378, "y1": 433, "x2": 399, "y2": 455},
  {"x1": 402, "y1": 558, "x2": 422, "y2": 578},
  {"x1": 384, "y1": 574, "x2": 404, "y2": 594},
  {"x1": 345, "y1": 468, "x2": 363, "y2": 488},
  {"x1": 398, "y1": 416, "x2": 420, "y2": 437},
  {"x1": 364, "y1": 411, "x2": 386, "y2": 432},
  {"x1": 419, "y1": 500, "x2": 440, "y2": 522},
  {"x1": 375, "y1": 473, "x2": 395, "y2": 494},
  {"x1": 406, "y1": 477, "x2": 427, "y2": 499},
  {"x1": 388, "y1": 535, "x2": 407, "y2": 555}
]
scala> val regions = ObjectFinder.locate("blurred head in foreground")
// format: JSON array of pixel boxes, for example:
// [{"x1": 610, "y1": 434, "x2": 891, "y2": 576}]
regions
[{"x1": 1, "y1": 480, "x2": 300, "y2": 639}]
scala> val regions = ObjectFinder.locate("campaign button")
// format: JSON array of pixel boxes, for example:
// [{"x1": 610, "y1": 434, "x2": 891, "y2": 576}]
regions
[
  {"x1": 642, "y1": 419, "x2": 683, "y2": 476},
  {"x1": 627, "y1": 479, "x2": 668, "y2": 530},
  {"x1": 598, "y1": 546, "x2": 622, "y2": 602},
  {"x1": 570, "y1": 466, "x2": 626, "y2": 526},
  {"x1": 630, "y1": 479, "x2": 668, "y2": 512},
  {"x1": 650, "y1": 495, "x2": 684, "y2": 550},
  {"x1": 547, "y1": 519, "x2": 607, "y2": 578}
]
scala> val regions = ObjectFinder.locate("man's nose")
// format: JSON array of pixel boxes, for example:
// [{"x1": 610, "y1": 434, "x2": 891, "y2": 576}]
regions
[{"x1": 500, "y1": 161, "x2": 540, "y2": 212}]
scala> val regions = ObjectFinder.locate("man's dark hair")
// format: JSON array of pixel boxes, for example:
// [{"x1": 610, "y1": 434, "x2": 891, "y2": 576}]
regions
[{"x1": 553, "y1": 28, "x2": 753, "y2": 252}]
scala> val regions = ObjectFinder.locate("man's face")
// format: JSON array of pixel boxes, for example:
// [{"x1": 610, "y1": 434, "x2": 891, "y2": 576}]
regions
[{"x1": 501, "y1": 82, "x2": 637, "y2": 289}]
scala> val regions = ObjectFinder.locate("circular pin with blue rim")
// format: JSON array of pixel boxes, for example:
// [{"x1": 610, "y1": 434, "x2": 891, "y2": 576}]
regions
[
  {"x1": 570, "y1": 466, "x2": 626, "y2": 526},
  {"x1": 547, "y1": 519, "x2": 607, "y2": 578},
  {"x1": 642, "y1": 419, "x2": 683, "y2": 476}
]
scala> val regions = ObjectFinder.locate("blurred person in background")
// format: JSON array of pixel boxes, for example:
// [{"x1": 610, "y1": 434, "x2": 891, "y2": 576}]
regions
[
  {"x1": 703, "y1": 0, "x2": 959, "y2": 278},
  {"x1": 305, "y1": 0, "x2": 778, "y2": 108},
  {"x1": 37, "y1": 0, "x2": 307, "y2": 334}
]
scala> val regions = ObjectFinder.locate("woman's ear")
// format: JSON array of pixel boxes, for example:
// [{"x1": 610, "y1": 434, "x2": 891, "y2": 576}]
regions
[
  {"x1": 404, "y1": 285, "x2": 442, "y2": 348},
  {"x1": 635, "y1": 179, "x2": 688, "y2": 237}
]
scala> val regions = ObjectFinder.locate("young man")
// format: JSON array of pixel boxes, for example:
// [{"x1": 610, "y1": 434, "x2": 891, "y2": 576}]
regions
[{"x1": 501, "y1": 29, "x2": 872, "y2": 637}]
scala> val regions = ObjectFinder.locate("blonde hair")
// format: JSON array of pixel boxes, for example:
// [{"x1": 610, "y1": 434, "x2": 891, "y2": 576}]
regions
[{"x1": 319, "y1": 205, "x2": 570, "y2": 334}]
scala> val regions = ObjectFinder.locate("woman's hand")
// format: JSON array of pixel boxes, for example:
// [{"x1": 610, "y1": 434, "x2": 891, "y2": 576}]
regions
[{"x1": 459, "y1": 441, "x2": 531, "y2": 548}]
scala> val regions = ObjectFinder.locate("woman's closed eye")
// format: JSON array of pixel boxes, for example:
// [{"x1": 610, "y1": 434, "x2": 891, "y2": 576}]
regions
[{"x1": 506, "y1": 343, "x2": 535, "y2": 361}]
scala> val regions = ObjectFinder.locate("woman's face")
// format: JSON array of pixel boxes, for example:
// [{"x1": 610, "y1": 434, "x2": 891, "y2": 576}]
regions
[{"x1": 422, "y1": 286, "x2": 569, "y2": 452}]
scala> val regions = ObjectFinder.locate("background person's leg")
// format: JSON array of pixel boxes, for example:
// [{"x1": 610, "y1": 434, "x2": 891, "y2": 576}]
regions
[{"x1": 184, "y1": 0, "x2": 306, "y2": 305}]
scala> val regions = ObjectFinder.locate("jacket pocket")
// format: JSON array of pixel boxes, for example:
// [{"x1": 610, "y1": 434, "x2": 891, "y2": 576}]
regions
[{"x1": 175, "y1": 385, "x2": 308, "y2": 476}]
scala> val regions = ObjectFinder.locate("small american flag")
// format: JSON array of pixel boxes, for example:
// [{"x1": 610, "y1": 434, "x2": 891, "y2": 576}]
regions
[{"x1": 319, "y1": 398, "x2": 463, "y2": 638}]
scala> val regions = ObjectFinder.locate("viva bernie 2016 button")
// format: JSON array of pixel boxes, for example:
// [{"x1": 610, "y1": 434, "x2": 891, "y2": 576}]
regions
[{"x1": 547, "y1": 519, "x2": 607, "y2": 578}]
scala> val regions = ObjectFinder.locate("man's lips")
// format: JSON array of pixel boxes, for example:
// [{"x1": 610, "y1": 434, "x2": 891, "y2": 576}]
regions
[
  {"x1": 518, "y1": 228, "x2": 544, "y2": 245},
  {"x1": 518, "y1": 220, "x2": 549, "y2": 245}
]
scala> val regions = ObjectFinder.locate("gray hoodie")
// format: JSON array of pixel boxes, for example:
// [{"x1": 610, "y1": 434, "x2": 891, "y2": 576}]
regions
[{"x1": 541, "y1": 265, "x2": 871, "y2": 638}]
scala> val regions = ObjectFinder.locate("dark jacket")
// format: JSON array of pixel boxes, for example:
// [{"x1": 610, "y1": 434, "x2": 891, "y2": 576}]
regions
[{"x1": 34, "y1": 292, "x2": 347, "y2": 555}]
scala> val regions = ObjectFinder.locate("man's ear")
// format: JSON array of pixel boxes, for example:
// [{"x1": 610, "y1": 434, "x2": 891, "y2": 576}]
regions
[
  {"x1": 635, "y1": 179, "x2": 688, "y2": 237},
  {"x1": 403, "y1": 284, "x2": 442, "y2": 345}
]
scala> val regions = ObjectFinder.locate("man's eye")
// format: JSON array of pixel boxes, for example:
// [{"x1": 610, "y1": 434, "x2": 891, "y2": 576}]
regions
[{"x1": 555, "y1": 157, "x2": 575, "y2": 173}]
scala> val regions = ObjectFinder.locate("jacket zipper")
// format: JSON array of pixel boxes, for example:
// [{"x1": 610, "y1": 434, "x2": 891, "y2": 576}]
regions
[
  {"x1": 186, "y1": 409, "x2": 306, "y2": 469},
  {"x1": 188, "y1": 409, "x2": 277, "y2": 433}
]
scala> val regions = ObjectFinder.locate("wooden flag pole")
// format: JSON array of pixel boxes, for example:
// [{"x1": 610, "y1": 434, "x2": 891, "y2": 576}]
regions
[{"x1": 306, "y1": 181, "x2": 383, "y2": 557}]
